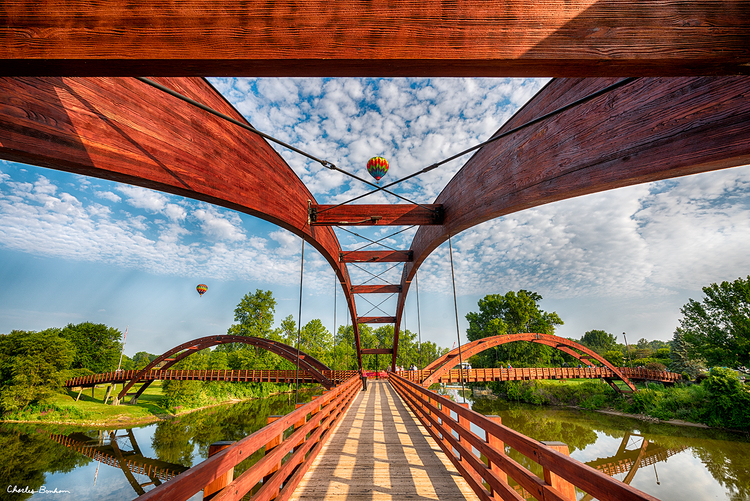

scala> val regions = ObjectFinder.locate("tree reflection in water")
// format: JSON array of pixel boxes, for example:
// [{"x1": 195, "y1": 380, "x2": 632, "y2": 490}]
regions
[{"x1": 471, "y1": 396, "x2": 750, "y2": 501}]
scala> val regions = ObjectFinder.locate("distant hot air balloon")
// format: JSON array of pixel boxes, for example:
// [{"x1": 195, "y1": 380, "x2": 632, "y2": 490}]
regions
[
  {"x1": 196, "y1": 284, "x2": 208, "y2": 297},
  {"x1": 366, "y1": 156, "x2": 389, "y2": 184}
]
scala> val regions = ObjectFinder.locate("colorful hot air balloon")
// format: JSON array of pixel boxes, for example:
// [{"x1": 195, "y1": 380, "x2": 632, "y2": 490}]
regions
[
  {"x1": 366, "y1": 156, "x2": 389, "y2": 184},
  {"x1": 196, "y1": 284, "x2": 208, "y2": 297}
]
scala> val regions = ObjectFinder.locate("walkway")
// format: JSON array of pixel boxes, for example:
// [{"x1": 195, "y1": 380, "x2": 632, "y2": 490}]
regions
[{"x1": 289, "y1": 380, "x2": 479, "y2": 500}]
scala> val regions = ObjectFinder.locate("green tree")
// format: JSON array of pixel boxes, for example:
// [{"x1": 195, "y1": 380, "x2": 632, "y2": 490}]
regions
[
  {"x1": 59, "y1": 322, "x2": 122, "y2": 373},
  {"x1": 232, "y1": 289, "x2": 277, "y2": 338},
  {"x1": 465, "y1": 290, "x2": 563, "y2": 368},
  {"x1": 602, "y1": 350, "x2": 624, "y2": 367},
  {"x1": 579, "y1": 330, "x2": 618, "y2": 354},
  {"x1": 677, "y1": 275, "x2": 750, "y2": 367},
  {"x1": 132, "y1": 351, "x2": 158, "y2": 370},
  {"x1": 0, "y1": 329, "x2": 75, "y2": 412},
  {"x1": 670, "y1": 329, "x2": 706, "y2": 378}
]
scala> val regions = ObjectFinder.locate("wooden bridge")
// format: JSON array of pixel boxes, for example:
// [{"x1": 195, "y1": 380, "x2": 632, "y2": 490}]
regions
[{"x1": 137, "y1": 374, "x2": 660, "y2": 501}]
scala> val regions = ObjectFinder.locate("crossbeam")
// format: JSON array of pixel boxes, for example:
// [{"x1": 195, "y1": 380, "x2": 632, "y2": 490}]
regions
[
  {"x1": 310, "y1": 204, "x2": 443, "y2": 226},
  {"x1": 361, "y1": 348, "x2": 394, "y2": 355},
  {"x1": 357, "y1": 316, "x2": 396, "y2": 324},
  {"x1": 351, "y1": 284, "x2": 401, "y2": 294},
  {"x1": 340, "y1": 251, "x2": 412, "y2": 263},
  {"x1": 2, "y1": 0, "x2": 748, "y2": 76}
]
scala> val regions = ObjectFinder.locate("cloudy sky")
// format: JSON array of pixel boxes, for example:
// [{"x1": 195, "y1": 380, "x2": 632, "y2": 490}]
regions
[{"x1": 1, "y1": 77, "x2": 749, "y2": 358}]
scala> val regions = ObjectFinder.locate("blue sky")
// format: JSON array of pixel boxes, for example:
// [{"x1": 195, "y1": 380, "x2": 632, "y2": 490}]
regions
[{"x1": 1, "y1": 77, "x2": 749, "y2": 358}]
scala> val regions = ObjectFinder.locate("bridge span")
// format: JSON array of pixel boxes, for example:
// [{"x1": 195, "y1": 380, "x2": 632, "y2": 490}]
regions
[{"x1": 138, "y1": 375, "x2": 659, "y2": 501}]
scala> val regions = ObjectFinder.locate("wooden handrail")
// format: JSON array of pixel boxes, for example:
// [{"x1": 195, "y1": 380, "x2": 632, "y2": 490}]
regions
[
  {"x1": 389, "y1": 373, "x2": 660, "y2": 501},
  {"x1": 138, "y1": 374, "x2": 362, "y2": 500}
]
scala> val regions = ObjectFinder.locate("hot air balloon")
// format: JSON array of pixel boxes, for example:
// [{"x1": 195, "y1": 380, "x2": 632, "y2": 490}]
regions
[
  {"x1": 366, "y1": 156, "x2": 389, "y2": 184},
  {"x1": 196, "y1": 284, "x2": 208, "y2": 297}
]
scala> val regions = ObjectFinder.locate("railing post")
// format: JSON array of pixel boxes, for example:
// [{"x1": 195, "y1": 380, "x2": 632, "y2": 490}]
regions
[
  {"x1": 262, "y1": 415, "x2": 284, "y2": 497},
  {"x1": 540, "y1": 441, "x2": 576, "y2": 501},
  {"x1": 203, "y1": 441, "x2": 234, "y2": 500},
  {"x1": 485, "y1": 415, "x2": 507, "y2": 495}
]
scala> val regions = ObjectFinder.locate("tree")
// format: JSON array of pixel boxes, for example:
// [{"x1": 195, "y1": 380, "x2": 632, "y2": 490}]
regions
[
  {"x1": 0, "y1": 329, "x2": 75, "y2": 411},
  {"x1": 670, "y1": 329, "x2": 705, "y2": 378},
  {"x1": 232, "y1": 289, "x2": 277, "y2": 338},
  {"x1": 132, "y1": 351, "x2": 158, "y2": 370},
  {"x1": 579, "y1": 330, "x2": 618, "y2": 354},
  {"x1": 60, "y1": 322, "x2": 122, "y2": 373},
  {"x1": 677, "y1": 275, "x2": 750, "y2": 367},
  {"x1": 465, "y1": 290, "x2": 563, "y2": 368}
]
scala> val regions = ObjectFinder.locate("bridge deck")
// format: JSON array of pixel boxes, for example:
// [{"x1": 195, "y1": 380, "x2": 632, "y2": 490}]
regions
[{"x1": 290, "y1": 380, "x2": 479, "y2": 500}]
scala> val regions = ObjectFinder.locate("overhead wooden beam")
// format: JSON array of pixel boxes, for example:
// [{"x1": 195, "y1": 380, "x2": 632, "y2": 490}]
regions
[
  {"x1": 351, "y1": 285, "x2": 401, "y2": 294},
  {"x1": 0, "y1": 77, "x2": 366, "y2": 367},
  {"x1": 361, "y1": 349, "x2": 394, "y2": 355},
  {"x1": 1, "y1": 0, "x2": 749, "y2": 77},
  {"x1": 393, "y1": 76, "x2": 750, "y2": 363},
  {"x1": 310, "y1": 204, "x2": 443, "y2": 226},
  {"x1": 340, "y1": 251, "x2": 412, "y2": 263},
  {"x1": 357, "y1": 317, "x2": 396, "y2": 324}
]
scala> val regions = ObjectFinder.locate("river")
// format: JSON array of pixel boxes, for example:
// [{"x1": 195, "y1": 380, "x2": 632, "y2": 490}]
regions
[{"x1": 1, "y1": 387, "x2": 748, "y2": 500}]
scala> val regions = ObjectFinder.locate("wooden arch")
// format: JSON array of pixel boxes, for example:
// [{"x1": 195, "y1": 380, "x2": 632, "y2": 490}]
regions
[
  {"x1": 390, "y1": 76, "x2": 750, "y2": 367},
  {"x1": 421, "y1": 333, "x2": 637, "y2": 392},
  {"x1": 0, "y1": 76, "x2": 365, "y2": 370},
  {"x1": 117, "y1": 335, "x2": 333, "y2": 403}
]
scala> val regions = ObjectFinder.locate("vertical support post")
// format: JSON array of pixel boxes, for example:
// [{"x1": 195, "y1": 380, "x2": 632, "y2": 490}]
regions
[
  {"x1": 541, "y1": 441, "x2": 576, "y2": 501},
  {"x1": 203, "y1": 441, "x2": 235, "y2": 500},
  {"x1": 263, "y1": 416, "x2": 284, "y2": 497},
  {"x1": 485, "y1": 415, "x2": 507, "y2": 497}
]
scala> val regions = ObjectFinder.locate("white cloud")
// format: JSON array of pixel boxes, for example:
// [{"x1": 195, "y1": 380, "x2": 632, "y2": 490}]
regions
[
  {"x1": 118, "y1": 185, "x2": 168, "y2": 212},
  {"x1": 95, "y1": 190, "x2": 122, "y2": 203},
  {"x1": 192, "y1": 207, "x2": 245, "y2": 242}
]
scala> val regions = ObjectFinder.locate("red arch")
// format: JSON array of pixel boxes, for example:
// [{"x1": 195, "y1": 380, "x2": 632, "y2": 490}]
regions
[
  {"x1": 421, "y1": 333, "x2": 636, "y2": 392},
  {"x1": 117, "y1": 335, "x2": 333, "y2": 403}
]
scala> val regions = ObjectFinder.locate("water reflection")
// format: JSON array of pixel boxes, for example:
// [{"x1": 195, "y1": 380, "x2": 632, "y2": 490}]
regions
[
  {"x1": 470, "y1": 395, "x2": 750, "y2": 501},
  {"x1": 0, "y1": 389, "x2": 320, "y2": 500}
]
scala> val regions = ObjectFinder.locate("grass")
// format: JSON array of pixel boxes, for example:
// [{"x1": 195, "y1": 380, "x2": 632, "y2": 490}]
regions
[{"x1": 2, "y1": 382, "x2": 174, "y2": 425}]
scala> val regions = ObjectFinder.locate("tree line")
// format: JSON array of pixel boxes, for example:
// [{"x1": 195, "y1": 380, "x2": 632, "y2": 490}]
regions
[{"x1": 463, "y1": 275, "x2": 750, "y2": 381}]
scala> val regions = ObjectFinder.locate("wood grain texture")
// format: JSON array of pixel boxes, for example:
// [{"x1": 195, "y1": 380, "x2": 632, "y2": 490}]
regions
[
  {"x1": 392, "y1": 76, "x2": 750, "y2": 363},
  {"x1": 289, "y1": 380, "x2": 479, "y2": 501},
  {"x1": 357, "y1": 316, "x2": 397, "y2": 324},
  {"x1": 351, "y1": 284, "x2": 401, "y2": 294},
  {"x1": 1, "y1": 0, "x2": 749, "y2": 76},
  {"x1": 311, "y1": 204, "x2": 443, "y2": 226},
  {"x1": 340, "y1": 251, "x2": 413, "y2": 263},
  {"x1": 0, "y1": 76, "x2": 364, "y2": 368}
]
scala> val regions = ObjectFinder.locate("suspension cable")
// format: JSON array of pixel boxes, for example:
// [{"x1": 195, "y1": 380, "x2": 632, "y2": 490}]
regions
[
  {"x1": 333, "y1": 272, "x2": 337, "y2": 382},
  {"x1": 416, "y1": 271, "x2": 423, "y2": 372},
  {"x1": 448, "y1": 235, "x2": 467, "y2": 402},
  {"x1": 337, "y1": 225, "x2": 417, "y2": 254},
  {"x1": 294, "y1": 239, "x2": 305, "y2": 404},
  {"x1": 319, "y1": 77, "x2": 639, "y2": 211}
]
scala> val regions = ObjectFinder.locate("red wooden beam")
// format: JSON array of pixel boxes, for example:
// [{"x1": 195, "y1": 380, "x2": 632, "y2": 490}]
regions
[
  {"x1": 310, "y1": 204, "x2": 443, "y2": 226},
  {"x1": 0, "y1": 77, "x2": 366, "y2": 368},
  {"x1": 361, "y1": 348, "x2": 394, "y2": 355},
  {"x1": 1, "y1": 0, "x2": 749, "y2": 77},
  {"x1": 393, "y1": 76, "x2": 750, "y2": 366},
  {"x1": 357, "y1": 317, "x2": 396, "y2": 324},
  {"x1": 340, "y1": 251, "x2": 412, "y2": 263},
  {"x1": 351, "y1": 284, "x2": 401, "y2": 294}
]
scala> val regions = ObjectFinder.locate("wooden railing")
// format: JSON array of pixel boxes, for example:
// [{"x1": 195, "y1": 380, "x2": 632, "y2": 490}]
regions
[
  {"x1": 393, "y1": 366, "x2": 682, "y2": 385},
  {"x1": 65, "y1": 369, "x2": 360, "y2": 388},
  {"x1": 138, "y1": 374, "x2": 362, "y2": 500},
  {"x1": 389, "y1": 373, "x2": 659, "y2": 501}
]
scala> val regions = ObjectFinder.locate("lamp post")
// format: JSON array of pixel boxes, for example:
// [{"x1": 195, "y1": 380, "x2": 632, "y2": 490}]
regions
[{"x1": 623, "y1": 332, "x2": 633, "y2": 369}]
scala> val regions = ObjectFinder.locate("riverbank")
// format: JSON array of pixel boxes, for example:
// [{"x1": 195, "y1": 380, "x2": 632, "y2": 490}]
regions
[
  {"x1": 0, "y1": 381, "x2": 311, "y2": 427},
  {"x1": 476, "y1": 369, "x2": 750, "y2": 432}
]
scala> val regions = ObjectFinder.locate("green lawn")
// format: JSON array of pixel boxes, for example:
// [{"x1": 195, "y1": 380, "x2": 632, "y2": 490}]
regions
[{"x1": 3, "y1": 382, "x2": 174, "y2": 425}]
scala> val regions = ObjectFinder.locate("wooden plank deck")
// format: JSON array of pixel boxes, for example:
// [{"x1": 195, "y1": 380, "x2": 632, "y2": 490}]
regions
[{"x1": 289, "y1": 380, "x2": 479, "y2": 500}]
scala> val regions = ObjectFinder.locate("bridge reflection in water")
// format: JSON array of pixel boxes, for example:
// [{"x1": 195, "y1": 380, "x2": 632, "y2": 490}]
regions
[{"x1": 45, "y1": 379, "x2": 692, "y2": 500}]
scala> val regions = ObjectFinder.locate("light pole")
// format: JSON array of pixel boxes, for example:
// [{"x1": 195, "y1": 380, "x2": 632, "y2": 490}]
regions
[{"x1": 623, "y1": 332, "x2": 633, "y2": 369}]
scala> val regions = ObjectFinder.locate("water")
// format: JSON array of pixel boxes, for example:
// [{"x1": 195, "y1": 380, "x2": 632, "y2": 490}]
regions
[
  {"x1": 0, "y1": 389, "x2": 321, "y2": 500},
  {"x1": 1, "y1": 387, "x2": 748, "y2": 500},
  {"x1": 465, "y1": 391, "x2": 750, "y2": 501}
]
